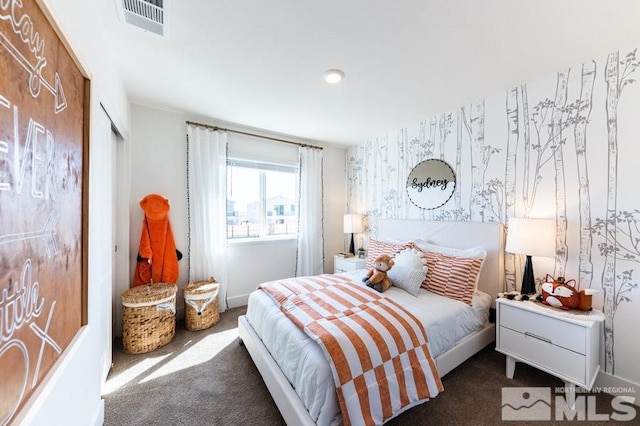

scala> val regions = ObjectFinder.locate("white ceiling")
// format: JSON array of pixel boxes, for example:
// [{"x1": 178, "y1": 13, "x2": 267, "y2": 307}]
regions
[{"x1": 98, "y1": 0, "x2": 640, "y2": 146}]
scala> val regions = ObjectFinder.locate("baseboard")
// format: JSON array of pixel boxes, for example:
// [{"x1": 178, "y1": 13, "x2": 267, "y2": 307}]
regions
[
  {"x1": 227, "y1": 293, "x2": 249, "y2": 309},
  {"x1": 594, "y1": 371, "x2": 639, "y2": 406}
]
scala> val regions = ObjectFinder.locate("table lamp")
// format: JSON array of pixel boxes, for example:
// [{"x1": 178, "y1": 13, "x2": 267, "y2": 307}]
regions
[
  {"x1": 343, "y1": 214, "x2": 363, "y2": 255},
  {"x1": 505, "y1": 218, "x2": 555, "y2": 295}
]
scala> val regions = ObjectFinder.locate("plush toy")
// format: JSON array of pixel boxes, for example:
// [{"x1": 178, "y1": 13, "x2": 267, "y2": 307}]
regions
[
  {"x1": 362, "y1": 254, "x2": 395, "y2": 293},
  {"x1": 540, "y1": 274, "x2": 597, "y2": 311}
]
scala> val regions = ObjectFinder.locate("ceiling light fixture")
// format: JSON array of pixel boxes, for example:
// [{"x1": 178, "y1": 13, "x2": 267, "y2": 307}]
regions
[{"x1": 324, "y1": 69, "x2": 345, "y2": 84}]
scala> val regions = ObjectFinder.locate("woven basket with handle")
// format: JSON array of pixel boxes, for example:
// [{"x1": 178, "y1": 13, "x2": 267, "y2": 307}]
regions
[
  {"x1": 121, "y1": 283, "x2": 177, "y2": 354},
  {"x1": 183, "y1": 277, "x2": 220, "y2": 331}
]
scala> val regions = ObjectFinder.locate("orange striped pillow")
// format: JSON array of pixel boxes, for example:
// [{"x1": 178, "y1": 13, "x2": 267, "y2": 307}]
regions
[
  {"x1": 421, "y1": 251, "x2": 484, "y2": 305},
  {"x1": 365, "y1": 239, "x2": 408, "y2": 269}
]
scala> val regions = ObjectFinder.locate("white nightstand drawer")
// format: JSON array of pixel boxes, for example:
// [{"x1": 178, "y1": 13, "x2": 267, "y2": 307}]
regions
[
  {"x1": 499, "y1": 327, "x2": 586, "y2": 385},
  {"x1": 334, "y1": 256, "x2": 366, "y2": 273},
  {"x1": 500, "y1": 303, "x2": 585, "y2": 354}
]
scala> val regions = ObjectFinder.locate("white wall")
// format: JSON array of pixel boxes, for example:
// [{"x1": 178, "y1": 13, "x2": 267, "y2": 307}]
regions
[
  {"x1": 128, "y1": 104, "x2": 346, "y2": 315},
  {"x1": 13, "y1": 1, "x2": 130, "y2": 425}
]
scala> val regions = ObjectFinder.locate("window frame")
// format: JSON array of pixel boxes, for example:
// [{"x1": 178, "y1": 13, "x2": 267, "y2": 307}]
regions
[{"x1": 227, "y1": 157, "x2": 299, "y2": 241}]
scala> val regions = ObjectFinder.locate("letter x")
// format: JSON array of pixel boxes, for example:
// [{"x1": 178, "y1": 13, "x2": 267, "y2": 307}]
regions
[{"x1": 30, "y1": 301, "x2": 61, "y2": 387}]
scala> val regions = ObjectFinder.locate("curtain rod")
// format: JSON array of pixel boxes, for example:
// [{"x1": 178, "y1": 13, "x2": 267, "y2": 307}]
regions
[{"x1": 186, "y1": 120, "x2": 323, "y2": 150}]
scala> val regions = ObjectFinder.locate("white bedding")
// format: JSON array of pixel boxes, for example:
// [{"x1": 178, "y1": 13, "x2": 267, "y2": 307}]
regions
[{"x1": 245, "y1": 270, "x2": 492, "y2": 426}]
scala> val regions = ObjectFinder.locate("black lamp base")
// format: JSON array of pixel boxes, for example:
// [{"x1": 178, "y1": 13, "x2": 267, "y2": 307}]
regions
[
  {"x1": 521, "y1": 255, "x2": 536, "y2": 295},
  {"x1": 349, "y1": 233, "x2": 355, "y2": 255}
]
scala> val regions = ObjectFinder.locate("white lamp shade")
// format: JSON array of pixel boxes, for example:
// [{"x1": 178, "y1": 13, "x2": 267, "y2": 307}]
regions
[
  {"x1": 343, "y1": 214, "x2": 363, "y2": 234},
  {"x1": 505, "y1": 218, "x2": 555, "y2": 257}
]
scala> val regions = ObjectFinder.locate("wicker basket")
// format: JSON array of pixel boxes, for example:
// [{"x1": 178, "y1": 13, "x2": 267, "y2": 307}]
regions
[
  {"x1": 121, "y1": 283, "x2": 177, "y2": 354},
  {"x1": 183, "y1": 277, "x2": 220, "y2": 331}
]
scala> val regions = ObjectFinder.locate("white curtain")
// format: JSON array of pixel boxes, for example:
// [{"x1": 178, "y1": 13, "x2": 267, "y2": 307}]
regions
[
  {"x1": 187, "y1": 124, "x2": 228, "y2": 312},
  {"x1": 296, "y1": 146, "x2": 324, "y2": 276}
]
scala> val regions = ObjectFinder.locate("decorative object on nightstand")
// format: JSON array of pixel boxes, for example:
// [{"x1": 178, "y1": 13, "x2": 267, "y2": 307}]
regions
[
  {"x1": 505, "y1": 218, "x2": 555, "y2": 295},
  {"x1": 343, "y1": 213, "x2": 363, "y2": 255},
  {"x1": 496, "y1": 298, "x2": 604, "y2": 409},
  {"x1": 540, "y1": 274, "x2": 597, "y2": 311},
  {"x1": 334, "y1": 254, "x2": 366, "y2": 273},
  {"x1": 336, "y1": 252, "x2": 354, "y2": 258}
]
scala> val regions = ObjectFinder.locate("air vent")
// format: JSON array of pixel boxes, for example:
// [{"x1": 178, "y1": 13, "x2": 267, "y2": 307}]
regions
[{"x1": 117, "y1": 0, "x2": 168, "y2": 37}]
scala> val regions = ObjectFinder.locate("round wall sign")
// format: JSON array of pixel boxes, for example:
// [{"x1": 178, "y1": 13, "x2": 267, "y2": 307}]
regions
[{"x1": 406, "y1": 159, "x2": 456, "y2": 210}]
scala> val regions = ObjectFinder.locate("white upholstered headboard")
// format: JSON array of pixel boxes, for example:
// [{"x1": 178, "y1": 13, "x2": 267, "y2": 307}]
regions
[{"x1": 376, "y1": 220, "x2": 505, "y2": 301}]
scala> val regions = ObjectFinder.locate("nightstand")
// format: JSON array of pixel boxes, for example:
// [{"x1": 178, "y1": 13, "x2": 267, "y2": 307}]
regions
[
  {"x1": 334, "y1": 255, "x2": 366, "y2": 273},
  {"x1": 495, "y1": 298, "x2": 604, "y2": 409}
]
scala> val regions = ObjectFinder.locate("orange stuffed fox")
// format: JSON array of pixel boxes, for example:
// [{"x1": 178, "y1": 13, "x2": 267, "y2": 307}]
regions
[
  {"x1": 133, "y1": 194, "x2": 181, "y2": 287},
  {"x1": 540, "y1": 275, "x2": 596, "y2": 311}
]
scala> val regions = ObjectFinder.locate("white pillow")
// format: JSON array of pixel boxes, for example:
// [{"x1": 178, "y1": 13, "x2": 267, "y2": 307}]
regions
[
  {"x1": 414, "y1": 240, "x2": 487, "y2": 260},
  {"x1": 380, "y1": 237, "x2": 411, "y2": 245},
  {"x1": 393, "y1": 247, "x2": 428, "y2": 271},
  {"x1": 471, "y1": 289, "x2": 493, "y2": 324},
  {"x1": 388, "y1": 248, "x2": 428, "y2": 297},
  {"x1": 471, "y1": 289, "x2": 492, "y2": 311}
]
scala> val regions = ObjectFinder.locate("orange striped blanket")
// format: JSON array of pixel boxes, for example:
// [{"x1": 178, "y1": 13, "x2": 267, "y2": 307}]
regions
[{"x1": 258, "y1": 274, "x2": 443, "y2": 426}]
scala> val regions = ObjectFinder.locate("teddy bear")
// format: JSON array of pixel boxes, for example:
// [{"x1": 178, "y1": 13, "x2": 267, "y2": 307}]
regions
[{"x1": 362, "y1": 253, "x2": 395, "y2": 293}]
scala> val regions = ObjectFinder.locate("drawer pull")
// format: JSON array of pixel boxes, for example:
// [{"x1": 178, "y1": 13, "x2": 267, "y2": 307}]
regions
[{"x1": 524, "y1": 331, "x2": 552, "y2": 344}]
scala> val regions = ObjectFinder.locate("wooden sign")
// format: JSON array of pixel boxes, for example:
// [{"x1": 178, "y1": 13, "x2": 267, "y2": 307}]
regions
[{"x1": 0, "y1": 0, "x2": 89, "y2": 423}]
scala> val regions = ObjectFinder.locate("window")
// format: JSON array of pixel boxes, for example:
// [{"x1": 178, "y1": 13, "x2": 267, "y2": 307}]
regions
[{"x1": 227, "y1": 158, "x2": 298, "y2": 239}]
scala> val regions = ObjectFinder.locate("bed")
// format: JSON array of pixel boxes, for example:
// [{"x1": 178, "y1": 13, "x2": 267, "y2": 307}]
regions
[{"x1": 238, "y1": 220, "x2": 505, "y2": 425}]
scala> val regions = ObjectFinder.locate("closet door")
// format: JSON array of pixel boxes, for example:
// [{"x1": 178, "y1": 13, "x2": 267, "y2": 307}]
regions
[{"x1": 92, "y1": 106, "x2": 115, "y2": 383}]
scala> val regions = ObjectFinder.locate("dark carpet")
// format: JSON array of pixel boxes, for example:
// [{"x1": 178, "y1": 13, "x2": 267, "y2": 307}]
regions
[{"x1": 103, "y1": 307, "x2": 634, "y2": 425}]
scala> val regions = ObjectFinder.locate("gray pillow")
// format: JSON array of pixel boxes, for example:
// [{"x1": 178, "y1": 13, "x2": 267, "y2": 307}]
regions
[{"x1": 388, "y1": 265, "x2": 426, "y2": 297}]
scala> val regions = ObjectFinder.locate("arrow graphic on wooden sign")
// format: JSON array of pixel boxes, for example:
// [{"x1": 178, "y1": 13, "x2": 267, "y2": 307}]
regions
[
  {"x1": 0, "y1": 211, "x2": 59, "y2": 258},
  {"x1": 0, "y1": 32, "x2": 67, "y2": 113}
]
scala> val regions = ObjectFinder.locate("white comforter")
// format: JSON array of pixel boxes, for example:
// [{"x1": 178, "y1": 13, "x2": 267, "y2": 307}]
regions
[{"x1": 245, "y1": 270, "x2": 492, "y2": 426}]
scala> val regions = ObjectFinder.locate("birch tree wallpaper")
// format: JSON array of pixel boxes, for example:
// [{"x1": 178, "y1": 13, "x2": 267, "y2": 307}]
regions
[{"x1": 346, "y1": 45, "x2": 640, "y2": 385}]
